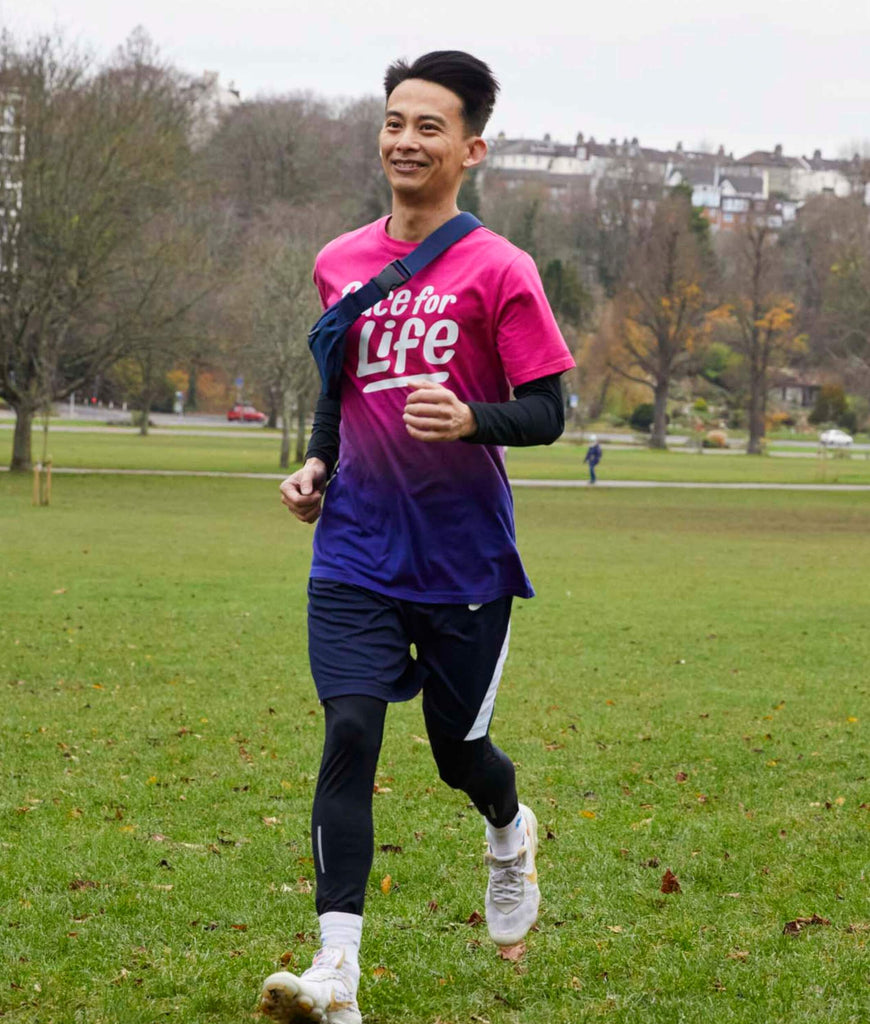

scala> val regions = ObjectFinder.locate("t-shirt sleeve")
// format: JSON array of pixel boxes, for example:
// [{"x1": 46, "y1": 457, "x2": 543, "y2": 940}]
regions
[
  {"x1": 312, "y1": 257, "x2": 330, "y2": 311},
  {"x1": 493, "y1": 251, "x2": 576, "y2": 387}
]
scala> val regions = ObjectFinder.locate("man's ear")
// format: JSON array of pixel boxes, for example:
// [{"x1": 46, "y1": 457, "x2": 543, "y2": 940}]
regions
[{"x1": 462, "y1": 136, "x2": 488, "y2": 171}]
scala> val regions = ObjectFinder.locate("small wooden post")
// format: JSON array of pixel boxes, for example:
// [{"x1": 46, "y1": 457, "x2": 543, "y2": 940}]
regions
[
  {"x1": 32, "y1": 462, "x2": 41, "y2": 506},
  {"x1": 45, "y1": 458, "x2": 52, "y2": 506}
]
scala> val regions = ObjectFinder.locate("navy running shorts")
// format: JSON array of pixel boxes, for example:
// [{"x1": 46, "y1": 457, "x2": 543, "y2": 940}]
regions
[{"x1": 307, "y1": 578, "x2": 513, "y2": 741}]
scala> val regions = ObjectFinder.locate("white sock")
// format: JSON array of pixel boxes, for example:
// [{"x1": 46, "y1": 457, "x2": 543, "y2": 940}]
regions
[
  {"x1": 318, "y1": 911, "x2": 362, "y2": 976},
  {"x1": 486, "y1": 808, "x2": 525, "y2": 859}
]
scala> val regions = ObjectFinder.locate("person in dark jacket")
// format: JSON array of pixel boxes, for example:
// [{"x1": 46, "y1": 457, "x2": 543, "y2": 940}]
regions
[{"x1": 583, "y1": 434, "x2": 602, "y2": 484}]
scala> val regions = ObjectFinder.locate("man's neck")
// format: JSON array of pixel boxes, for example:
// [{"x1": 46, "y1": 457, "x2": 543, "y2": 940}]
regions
[{"x1": 386, "y1": 196, "x2": 461, "y2": 243}]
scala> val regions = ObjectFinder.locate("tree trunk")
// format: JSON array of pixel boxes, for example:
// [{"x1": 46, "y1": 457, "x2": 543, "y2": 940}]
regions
[
  {"x1": 295, "y1": 391, "x2": 306, "y2": 463},
  {"x1": 746, "y1": 368, "x2": 765, "y2": 454},
  {"x1": 186, "y1": 363, "x2": 198, "y2": 411},
  {"x1": 10, "y1": 403, "x2": 35, "y2": 471},
  {"x1": 588, "y1": 373, "x2": 611, "y2": 422},
  {"x1": 279, "y1": 389, "x2": 293, "y2": 469},
  {"x1": 138, "y1": 393, "x2": 152, "y2": 436},
  {"x1": 650, "y1": 380, "x2": 669, "y2": 449}
]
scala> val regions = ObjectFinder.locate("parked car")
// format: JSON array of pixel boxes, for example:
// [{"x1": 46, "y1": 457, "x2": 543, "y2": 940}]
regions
[
  {"x1": 227, "y1": 403, "x2": 267, "y2": 423},
  {"x1": 819, "y1": 428, "x2": 853, "y2": 448}
]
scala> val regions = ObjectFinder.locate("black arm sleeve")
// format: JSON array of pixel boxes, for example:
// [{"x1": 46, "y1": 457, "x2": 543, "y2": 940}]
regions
[
  {"x1": 464, "y1": 372, "x2": 565, "y2": 447},
  {"x1": 304, "y1": 395, "x2": 341, "y2": 476}
]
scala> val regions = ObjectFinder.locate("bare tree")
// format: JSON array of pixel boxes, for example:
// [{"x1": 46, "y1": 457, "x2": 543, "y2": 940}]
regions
[
  {"x1": 0, "y1": 29, "x2": 195, "y2": 469},
  {"x1": 717, "y1": 224, "x2": 801, "y2": 454},
  {"x1": 611, "y1": 192, "x2": 710, "y2": 448}
]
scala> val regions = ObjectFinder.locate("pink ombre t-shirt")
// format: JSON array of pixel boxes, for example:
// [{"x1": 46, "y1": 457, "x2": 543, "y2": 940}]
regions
[{"x1": 310, "y1": 216, "x2": 575, "y2": 603}]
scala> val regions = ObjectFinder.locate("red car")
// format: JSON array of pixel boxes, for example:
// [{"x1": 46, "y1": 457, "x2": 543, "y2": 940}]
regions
[{"x1": 227, "y1": 403, "x2": 267, "y2": 423}]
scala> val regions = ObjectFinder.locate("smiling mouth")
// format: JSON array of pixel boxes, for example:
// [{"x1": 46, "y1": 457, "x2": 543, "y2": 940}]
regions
[{"x1": 392, "y1": 160, "x2": 426, "y2": 171}]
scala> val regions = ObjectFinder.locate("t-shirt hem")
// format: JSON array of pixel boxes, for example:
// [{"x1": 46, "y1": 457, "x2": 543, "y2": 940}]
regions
[{"x1": 309, "y1": 568, "x2": 535, "y2": 603}]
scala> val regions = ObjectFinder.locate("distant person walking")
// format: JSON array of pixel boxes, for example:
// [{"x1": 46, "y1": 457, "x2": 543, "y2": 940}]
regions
[{"x1": 584, "y1": 435, "x2": 602, "y2": 484}]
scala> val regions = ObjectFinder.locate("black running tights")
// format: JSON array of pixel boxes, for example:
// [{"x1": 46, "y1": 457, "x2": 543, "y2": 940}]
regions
[{"x1": 311, "y1": 694, "x2": 518, "y2": 915}]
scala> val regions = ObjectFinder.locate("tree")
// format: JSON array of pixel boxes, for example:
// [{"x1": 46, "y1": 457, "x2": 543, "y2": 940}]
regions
[
  {"x1": 716, "y1": 224, "x2": 802, "y2": 454},
  {"x1": 611, "y1": 192, "x2": 710, "y2": 448},
  {"x1": 0, "y1": 29, "x2": 195, "y2": 469},
  {"x1": 245, "y1": 218, "x2": 321, "y2": 467}
]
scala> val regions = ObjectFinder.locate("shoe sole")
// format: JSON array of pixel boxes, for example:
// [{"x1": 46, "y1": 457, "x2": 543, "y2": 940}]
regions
[
  {"x1": 259, "y1": 973, "x2": 362, "y2": 1024},
  {"x1": 259, "y1": 975, "x2": 324, "y2": 1023}
]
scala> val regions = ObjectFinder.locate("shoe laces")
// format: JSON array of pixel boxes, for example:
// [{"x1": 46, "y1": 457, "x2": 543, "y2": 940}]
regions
[{"x1": 486, "y1": 846, "x2": 528, "y2": 907}]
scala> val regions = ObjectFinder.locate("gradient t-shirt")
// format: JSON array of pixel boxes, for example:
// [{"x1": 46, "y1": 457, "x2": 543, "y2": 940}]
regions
[{"x1": 309, "y1": 216, "x2": 575, "y2": 603}]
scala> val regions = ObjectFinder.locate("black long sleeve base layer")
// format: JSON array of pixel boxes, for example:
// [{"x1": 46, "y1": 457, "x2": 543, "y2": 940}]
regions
[{"x1": 312, "y1": 695, "x2": 518, "y2": 916}]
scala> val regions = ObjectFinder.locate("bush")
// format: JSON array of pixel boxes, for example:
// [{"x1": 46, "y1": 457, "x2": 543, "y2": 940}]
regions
[
  {"x1": 703, "y1": 430, "x2": 729, "y2": 449},
  {"x1": 693, "y1": 397, "x2": 709, "y2": 413},
  {"x1": 630, "y1": 402, "x2": 655, "y2": 433},
  {"x1": 809, "y1": 385, "x2": 849, "y2": 427}
]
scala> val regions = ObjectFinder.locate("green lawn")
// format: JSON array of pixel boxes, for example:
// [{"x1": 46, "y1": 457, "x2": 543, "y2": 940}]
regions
[
  {"x1": 4, "y1": 428, "x2": 870, "y2": 484},
  {"x1": 2, "y1": 471, "x2": 869, "y2": 1023}
]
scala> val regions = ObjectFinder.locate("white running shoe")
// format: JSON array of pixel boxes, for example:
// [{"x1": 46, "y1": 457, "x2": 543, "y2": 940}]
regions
[
  {"x1": 259, "y1": 946, "x2": 361, "y2": 1024},
  {"x1": 484, "y1": 803, "x2": 540, "y2": 946}
]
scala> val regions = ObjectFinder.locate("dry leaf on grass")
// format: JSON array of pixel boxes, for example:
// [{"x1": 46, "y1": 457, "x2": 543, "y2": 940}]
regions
[
  {"x1": 466, "y1": 910, "x2": 484, "y2": 926},
  {"x1": 783, "y1": 914, "x2": 831, "y2": 935},
  {"x1": 379, "y1": 843, "x2": 403, "y2": 854},
  {"x1": 380, "y1": 875, "x2": 392, "y2": 895},
  {"x1": 497, "y1": 941, "x2": 526, "y2": 962},
  {"x1": 660, "y1": 869, "x2": 682, "y2": 894}
]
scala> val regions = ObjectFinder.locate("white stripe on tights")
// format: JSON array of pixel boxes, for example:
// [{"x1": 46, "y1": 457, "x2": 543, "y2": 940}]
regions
[
  {"x1": 317, "y1": 825, "x2": 326, "y2": 874},
  {"x1": 464, "y1": 621, "x2": 511, "y2": 741}
]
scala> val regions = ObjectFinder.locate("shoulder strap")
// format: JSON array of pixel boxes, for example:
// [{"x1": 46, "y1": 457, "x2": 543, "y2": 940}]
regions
[{"x1": 340, "y1": 212, "x2": 482, "y2": 318}]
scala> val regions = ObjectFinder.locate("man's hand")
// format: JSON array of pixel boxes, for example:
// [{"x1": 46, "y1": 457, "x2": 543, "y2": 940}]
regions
[
  {"x1": 403, "y1": 379, "x2": 477, "y2": 442},
  {"x1": 280, "y1": 458, "x2": 328, "y2": 524}
]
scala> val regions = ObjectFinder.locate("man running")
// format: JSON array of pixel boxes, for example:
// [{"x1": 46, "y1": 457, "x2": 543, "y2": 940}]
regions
[{"x1": 260, "y1": 50, "x2": 575, "y2": 1024}]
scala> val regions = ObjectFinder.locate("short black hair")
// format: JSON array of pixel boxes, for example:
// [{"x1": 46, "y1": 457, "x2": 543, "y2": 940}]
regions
[{"x1": 383, "y1": 50, "x2": 499, "y2": 136}]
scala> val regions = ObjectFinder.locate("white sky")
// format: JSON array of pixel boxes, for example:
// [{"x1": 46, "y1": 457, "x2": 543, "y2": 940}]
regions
[{"x1": 4, "y1": 0, "x2": 870, "y2": 160}]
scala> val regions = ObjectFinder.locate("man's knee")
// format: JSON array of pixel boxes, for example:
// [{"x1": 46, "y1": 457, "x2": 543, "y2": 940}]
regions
[{"x1": 323, "y1": 697, "x2": 384, "y2": 763}]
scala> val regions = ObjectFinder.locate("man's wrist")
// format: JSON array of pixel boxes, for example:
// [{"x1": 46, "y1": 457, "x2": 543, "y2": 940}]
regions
[{"x1": 459, "y1": 403, "x2": 478, "y2": 439}]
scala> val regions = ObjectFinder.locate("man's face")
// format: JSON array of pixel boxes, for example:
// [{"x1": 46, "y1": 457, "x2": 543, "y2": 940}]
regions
[{"x1": 379, "y1": 78, "x2": 486, "y2": 204}]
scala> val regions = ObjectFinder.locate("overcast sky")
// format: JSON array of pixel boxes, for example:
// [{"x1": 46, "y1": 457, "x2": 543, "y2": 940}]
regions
[{"x1": 4, "y1": 0, "x2": 869, "y2": 160}]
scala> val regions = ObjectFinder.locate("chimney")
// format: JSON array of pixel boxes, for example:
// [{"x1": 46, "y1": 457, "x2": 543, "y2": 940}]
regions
[
  {"x1": 576, "y1": 131, "x2": 585, "y2": 144},
  {"x1": 813, "y1": 148, "x2": 821, "y2": 162},
  {"x1": 717, "y1": 144, "x2": 725, "y2": 157},
  {"x1": 676, "y1": 141, "x2": 683, "y2": 153},
  {"x1": 774, "y1": 143, "x2": 783, "y2": 158}
]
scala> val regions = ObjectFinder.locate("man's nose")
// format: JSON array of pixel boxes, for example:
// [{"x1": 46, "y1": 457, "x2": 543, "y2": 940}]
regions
[{"x1": 394, "y1": 126, "x2": 420, "y2": 149}]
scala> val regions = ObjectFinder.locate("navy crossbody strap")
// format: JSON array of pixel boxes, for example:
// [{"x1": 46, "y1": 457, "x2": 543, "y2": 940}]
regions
[{"x1": 354, "y1": 211, "x2": 481, "y2": 310}]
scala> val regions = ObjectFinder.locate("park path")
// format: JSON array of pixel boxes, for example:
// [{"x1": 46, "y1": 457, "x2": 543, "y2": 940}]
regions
[{"x1": 3, "y1": 465, "x2": 870, "y2": 491}]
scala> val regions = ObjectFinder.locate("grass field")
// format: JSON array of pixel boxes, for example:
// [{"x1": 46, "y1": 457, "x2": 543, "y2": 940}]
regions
[
  {"x1": 3, "y1": 427, "x2": 870, "y2": 484},
  {"x1": 2, "y1": 463, "x2": 869, "y2": 1024}
]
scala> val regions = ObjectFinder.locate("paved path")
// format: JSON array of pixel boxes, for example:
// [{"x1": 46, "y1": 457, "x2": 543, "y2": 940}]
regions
[{"x1": 4, "y1": 465, "x2": 870, "y2": 491}]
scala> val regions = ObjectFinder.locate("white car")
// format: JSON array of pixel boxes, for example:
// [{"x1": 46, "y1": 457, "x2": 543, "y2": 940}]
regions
[{"x1": 819, "y1": 428, "x2": 853, "y2": 448}]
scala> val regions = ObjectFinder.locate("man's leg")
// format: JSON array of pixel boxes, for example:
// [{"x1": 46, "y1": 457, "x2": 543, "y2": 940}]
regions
[
  {"x1": 414, "y1": 598, "x2": 540, "y2": 946},
  {"x1": 261, "y1": 696, "x2": 386, "y2": 1024}
]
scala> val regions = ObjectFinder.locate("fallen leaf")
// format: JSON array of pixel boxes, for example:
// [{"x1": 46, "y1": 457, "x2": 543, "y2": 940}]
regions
[
  {"x1": 231, "y1": 923, "x2": 248, "y2": 931},
  {"x1": 580, "y1": 810, "x2": 596, "y2": 820},
  {"x1": 783, "y1": 914, "x2": 831, "y2": 935},
  {"x1": 372, "y1": 965, "x2": 396, "y2": 980},
  {"x1": 727, "y1": 950, "x2": 749, "y2": 960},
  {"x1": 846, "y1": 922, "x2": 870, "y2": 933},
  {"x1": 380, "y1": 875, "x2": 392, "y2": 895},
  {"x1": 53, "y1": 588, "x2": 67, "y2": 595},
  {"x1": 466, "y1": 910, "x2": 484, "y2": 926},
  {"x1": 373, "y1": 784, "x2": 392, "y2": 794},
  {"x1": 497, "y1": 941, "x2": 526, "y2": 962},
  {"x1": 296, "y1": 878, "x2": 312, "y2": 894},
  {"x1": 607, "y1": 925, "x2": 623, "y2": 933},
  {"x1": 570, "y1": 976, "x2": 582, "y2": 990},
  {"x1": 262, "y1": 817, "x2": 281, "y2": 827},
  {"x1": 68, "y1": 879, "x2": 99, "y2": 891},
  {"x1": 279, "y1": 951, "x2": 295, "y2": 967},
  {"x1": 660, "y1": 869, "x2": 681, "y2": 894},
  {"x1": 675, "y1": 772, "x2": 688, "y2": 783},
  {"x1": 379, "y1": 844, "x2": 403, "y2": 854},
  {"x1": 427, "y1": 900, "x2": 439, "y2": 912}
]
